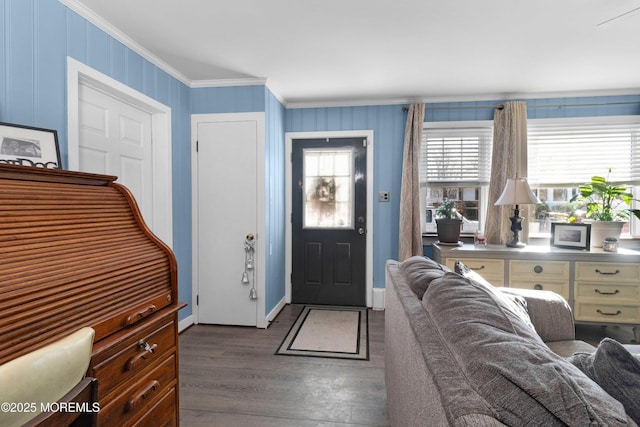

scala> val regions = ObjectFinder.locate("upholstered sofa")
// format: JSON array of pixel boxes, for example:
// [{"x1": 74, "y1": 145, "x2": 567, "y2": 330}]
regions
[{"x1": 385, "y1": 256, "x2": 640, "y2": 427}]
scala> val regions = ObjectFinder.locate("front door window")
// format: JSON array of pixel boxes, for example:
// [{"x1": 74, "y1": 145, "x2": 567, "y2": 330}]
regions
[{"x1": 303, "y1": 148, "x2": 354, "y2": 229}]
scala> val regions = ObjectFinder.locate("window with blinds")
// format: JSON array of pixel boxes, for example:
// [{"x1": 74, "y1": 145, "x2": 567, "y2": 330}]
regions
[
  {"x1": 420, "y1": 122, "x2": 493, "y2": 233},
  {"x1": 527, "y1": 116, "x2": 640, "y2": 186},
  {"x1": 527, "y1": 116, "x2": 640, "y2": 237},
  {"x1": 420, "y1": 125, "x2": 493, "y2": 184},
  {"x1": 420, "y1": 116, "x2": 640, "y2": 237}
]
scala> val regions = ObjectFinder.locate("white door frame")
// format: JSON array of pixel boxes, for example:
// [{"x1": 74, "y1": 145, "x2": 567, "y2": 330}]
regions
[
  {"x1": 66, "y1": 57, "x2": 173, "y2": 248},
  {"x1": 285, "y1": 130, "x2": 374, "y2": 307},
  {"x1": 191, "y1": 113, "x2": 267, "y2": 328}
]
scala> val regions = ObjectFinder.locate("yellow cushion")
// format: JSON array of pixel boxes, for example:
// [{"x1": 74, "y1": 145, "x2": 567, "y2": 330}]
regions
[{"x1": 0, "y1": 327, "x2": 95, "y2": 427}]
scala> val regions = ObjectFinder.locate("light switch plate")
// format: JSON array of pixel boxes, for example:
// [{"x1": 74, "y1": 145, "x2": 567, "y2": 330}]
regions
[{"x1": 378, "y1": 191, "x2": 390, "y2": 202}]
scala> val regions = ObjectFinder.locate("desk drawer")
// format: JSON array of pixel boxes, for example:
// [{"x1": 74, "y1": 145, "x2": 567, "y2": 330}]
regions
[
  {"x1": 133, "y1": 386, "x2": 177, "y2": 427},
  {"x1": 445, "y1": 258, "x2": 504, "y2": 285},
  {"x1": 574, "y1": 301, "x2": 640, "y2": 323},
  {"x1": 98, "y1": 354, "x2": 176, "y2": 427},
  {"x1": 93, "y1": 320, "x2": 175, "y2": 399},
  {"x1": 575, "y1": 262, "x2": 640, "y2": 283}
]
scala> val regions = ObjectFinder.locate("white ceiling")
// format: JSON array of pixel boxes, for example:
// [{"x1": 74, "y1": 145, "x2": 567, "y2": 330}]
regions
[{"x1": 66, "y1": 0, "x2": 640, "y2": 107}]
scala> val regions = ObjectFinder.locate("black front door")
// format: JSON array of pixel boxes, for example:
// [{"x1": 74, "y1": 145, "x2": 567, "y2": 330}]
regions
[{"x1": 291, "y1": 137, "x2": 367, "y2": 306}]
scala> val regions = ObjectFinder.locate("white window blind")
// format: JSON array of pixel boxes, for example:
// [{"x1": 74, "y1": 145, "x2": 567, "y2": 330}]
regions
[
  {"x1": 420, "y1": 126, "x2": 493, "y2": 184},
  {"x1": 528, "y1": 117, "x2": 640, "y2": 186}
]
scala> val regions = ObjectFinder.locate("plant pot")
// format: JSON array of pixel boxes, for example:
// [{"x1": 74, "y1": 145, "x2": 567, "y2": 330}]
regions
[
  {"x1": 586, "y1": 221, "x2": 624, "y2": 248},
  {"x1": 436, "y1": 218, "x2": 462, "y2": 244}
]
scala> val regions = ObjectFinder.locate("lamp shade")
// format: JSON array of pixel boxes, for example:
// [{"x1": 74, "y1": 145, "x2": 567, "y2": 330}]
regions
[{"x1": 495, "y1": 178, "x2": 540, "y2": 206}]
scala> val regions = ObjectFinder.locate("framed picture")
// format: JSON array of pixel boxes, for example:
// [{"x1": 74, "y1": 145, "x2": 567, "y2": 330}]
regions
[
  {"x1": 0, "y1": 122, "x2": 61, "y2": 169},
  {"x1": 550, "y1": 222, "x2": 591, "y2": 250}
]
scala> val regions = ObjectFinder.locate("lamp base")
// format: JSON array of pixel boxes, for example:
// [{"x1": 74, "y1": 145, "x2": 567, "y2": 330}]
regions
[
  {"x1": 506, "y1": 239, "x2": 526, "y2": 249},
  {"x1": 506, "y1": 207, "x2": 526, "y2": 248}
]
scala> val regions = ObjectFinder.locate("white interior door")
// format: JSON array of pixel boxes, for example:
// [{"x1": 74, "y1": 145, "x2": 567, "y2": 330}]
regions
[
  {"x1": 196, "y1": 119, "x2": 258, "y2": 326},
  {"x1": 78, "y1": 83, "x2": 154, "y2": 225}
]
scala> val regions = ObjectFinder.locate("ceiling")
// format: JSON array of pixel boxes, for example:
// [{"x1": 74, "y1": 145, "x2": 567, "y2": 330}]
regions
[{"x1": 66, "y1": 0, "x2": 640, "y2": 107}]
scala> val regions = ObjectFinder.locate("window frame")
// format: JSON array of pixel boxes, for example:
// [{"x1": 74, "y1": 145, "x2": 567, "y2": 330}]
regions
[
  {"x1": 527, "y1": 115, "x2": 640, "y2": 238},
  {"x1": 421, "y1": 115, "x2": 640, "y2": 240},
  {"x1": 421, "y1": 120, "x2": 494, "y2": 235}
]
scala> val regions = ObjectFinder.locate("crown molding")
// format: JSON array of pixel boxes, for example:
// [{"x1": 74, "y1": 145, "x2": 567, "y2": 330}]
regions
[
  {"x1": 59, "y1": 0, "x2": 192, "y2": 87},
  {"x1": 190, "y1": 77, "x2": 267, "y2": 88},
  {"x1": 284, "y1": 97, "x2": 414, "y2": 109},
  {"x1": 285, "y1": 88, "x2": 640, "y2": 109}
]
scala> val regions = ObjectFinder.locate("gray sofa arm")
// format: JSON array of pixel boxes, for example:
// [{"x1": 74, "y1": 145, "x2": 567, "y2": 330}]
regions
[{"x1": 499, "y1": 287, "x2": 575, "y2": 342}]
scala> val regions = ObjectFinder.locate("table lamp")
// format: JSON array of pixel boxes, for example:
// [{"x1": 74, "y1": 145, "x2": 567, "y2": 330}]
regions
[{"x1": 494, "y1": 178, "x2": 540, "y2": 248}]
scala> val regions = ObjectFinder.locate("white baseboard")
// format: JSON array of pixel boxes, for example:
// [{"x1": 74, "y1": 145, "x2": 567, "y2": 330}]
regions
[
  {"x1": 178, "y1": 314, "x2": 194, "y2": 333},
  {"x1": 372, "y1": 288, "x2": 385, "y2": 311},
  {"x1": 265, "y1": 297, "x2": 287, "y2": 327}
]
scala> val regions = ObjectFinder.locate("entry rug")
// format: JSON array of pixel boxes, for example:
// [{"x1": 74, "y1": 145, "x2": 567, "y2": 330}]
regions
[{"x1": 275, "y1": 306, "x2": 369, "y2": 360}]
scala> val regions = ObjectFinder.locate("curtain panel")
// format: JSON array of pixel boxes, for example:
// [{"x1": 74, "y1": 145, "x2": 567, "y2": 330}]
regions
[
  {"x1": 485, "y1": 101, "x2": 530, "y2": 245},
  {"x1": 399, "y1": 104, "x2": 425, "y2": 261}
]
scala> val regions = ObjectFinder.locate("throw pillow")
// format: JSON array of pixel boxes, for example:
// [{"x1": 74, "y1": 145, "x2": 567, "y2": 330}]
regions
[
  {"x1": 454, "y1": 260, "x2": 535, "y2": 332},
  {"x1": 568, "y1": 338, "x2": 640, "y2": 424},
  {"x1": 422, "y1": 272, "x2": 629, "y2": 426},
  {"x1": 399, "y1": 256, "x2": 450, "y2": 299}
]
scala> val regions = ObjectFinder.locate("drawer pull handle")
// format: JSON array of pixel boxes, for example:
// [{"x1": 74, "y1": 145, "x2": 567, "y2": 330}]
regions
[
  {"x1": 469, "y1": 265, "x2": 485, "y2": 271},
  {"x1": 138, "y1": 340, "x2": 155, "y2": 353},
  {"x1": 533, "y1": 265, "x2": 543, "y2": 274},
  {"x1": 595, "y1": 269, "x2": 620, "y2": 276},
  {"x1": 125, "y1": 342, "x2": 158, "y2": 371},
  {"x1": 533, "y1": 284, "x2": 543, "y2": 290},
  {"x1": 123, "y1": 305, "x2": 157, "y2": 326},
  {"x1": 596, "y1": 309, "x2": 622, "y2": 316},
  {"x1": 126, "y1": 380, "x2": 160, "y2": 412},
  {"x1": 594, "y1": 289, "x2": 620, "y2": 296}
]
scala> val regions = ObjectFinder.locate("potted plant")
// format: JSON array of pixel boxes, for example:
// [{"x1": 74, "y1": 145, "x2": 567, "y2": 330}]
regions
[
  {"x1": 435, "y1": 199, "x2": 462, "y2": 244},
  {"x1": 569, "y1": 170, "x2": 640, "y2": 247}
]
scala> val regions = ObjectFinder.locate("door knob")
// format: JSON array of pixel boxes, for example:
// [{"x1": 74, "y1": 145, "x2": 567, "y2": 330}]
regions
[{"x1": 358, "y1": 227, "x2": 366, "y2": 235}]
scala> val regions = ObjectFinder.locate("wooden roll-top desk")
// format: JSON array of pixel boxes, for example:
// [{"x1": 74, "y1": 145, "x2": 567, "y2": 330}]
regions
[{"x1": 0, "y1": 164, "x2": 185, "y2": 426}]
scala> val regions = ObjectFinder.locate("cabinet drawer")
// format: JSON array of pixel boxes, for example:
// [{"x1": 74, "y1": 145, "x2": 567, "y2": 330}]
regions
[
  {"x1": 509, "y1": 281, "x2": 569, "y2": 300},
  {"x1": 93, "y1": 320, "x2": 175, "y2": 399},
  {"x1": 574, "y1": 301, "x2": 640, "y2": 323},
  {"x1": 133, "y1": 387, "x2": 177, "y2": 427},
  {"x1": 98, "y1": 354, "x2": 177, "y2": 427},
  {"x1": 575, "y1": 262, "x2": 640, "y2": 283},
  {"x1": 445, "y1": 258, "x2": 504, "y2": 286},
  {"x1": 575, "y1": 282, "x2": 640, "y2": 301},
  {"x1": 509, "y1": 260, "x2": 569, "y2": 281}
]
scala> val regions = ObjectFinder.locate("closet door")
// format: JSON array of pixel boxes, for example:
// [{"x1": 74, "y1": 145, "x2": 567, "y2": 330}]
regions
[{"x1": 195, "y1": 115, "x2": 263, "y2": 326}]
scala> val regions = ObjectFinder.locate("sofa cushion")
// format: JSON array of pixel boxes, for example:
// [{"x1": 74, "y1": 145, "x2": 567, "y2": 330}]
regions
[
  {"x1": 568, "y1": 338, "x2": 640, "y2": 424},
  {"x1": 399, "y1": 255, "x2": 450, "y2": 299},
  {"x1": 454, "y1": 260, "x2": 535, "y2": 331},
  {"x1": 422, "y1": 272, "x2": 629, "y2": 426}
]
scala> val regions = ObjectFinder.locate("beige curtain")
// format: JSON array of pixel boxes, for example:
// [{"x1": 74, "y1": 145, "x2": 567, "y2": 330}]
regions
[
  {"x1": 485, "y1": 101, "x2": 529, "y2": 244},
  {"x1": 399, "y1": 103, "x2": 425, "y2": 261}
]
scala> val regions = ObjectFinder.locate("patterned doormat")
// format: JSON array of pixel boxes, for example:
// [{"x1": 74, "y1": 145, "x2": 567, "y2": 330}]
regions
[{"x1": 275, "y1": 306, "x2": 369, "y2": 360}]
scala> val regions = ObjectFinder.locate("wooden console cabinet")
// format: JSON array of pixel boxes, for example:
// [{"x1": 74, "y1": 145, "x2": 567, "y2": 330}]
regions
[
  {"x1": 0, "y1": 164, "x2": 185, "y2": 426},
  {"x1": 433, "y1": 242, "x2": 640, "y2": 341}
]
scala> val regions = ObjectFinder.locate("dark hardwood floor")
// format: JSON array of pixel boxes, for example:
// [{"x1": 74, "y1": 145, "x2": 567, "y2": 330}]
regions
[{"x1": 179, "y1": 304, "x2": 389, "y2": 426}]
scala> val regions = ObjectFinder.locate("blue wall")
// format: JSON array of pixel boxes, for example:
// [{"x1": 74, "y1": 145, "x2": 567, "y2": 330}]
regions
[
  {"x1": 0, "y1": 0, "x2": 194, "y2": 320},
  {"x1": 286, "y1": 95, "x2": 640, "y2": 288},
  {"x1": 286, "y1": 106, "x2": 407, "y2": 288},
  {"x1": 191, "y1": 85, "x2": 266, "y2": 114},
  {"x1": 265, "y1": 89, "x2": 286, "y2": 312}
]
